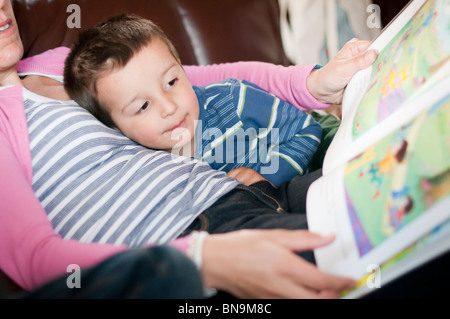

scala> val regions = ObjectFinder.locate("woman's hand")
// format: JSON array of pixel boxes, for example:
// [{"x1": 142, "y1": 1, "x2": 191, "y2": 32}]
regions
[
  {"x1": 307, "y1": 38, "x2": 378, "y2": 105},
  {"x1": 227, "y1": 167, "x2": 268, "y2": 186},
  {"x1": 201, "y1": 229, "x2": 355, "y2": 299}
]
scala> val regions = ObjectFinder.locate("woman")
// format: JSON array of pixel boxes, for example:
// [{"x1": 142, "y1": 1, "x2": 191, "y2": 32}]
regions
[{"x1": 0, "y1": 0, "x2": 376, "y2": 298}]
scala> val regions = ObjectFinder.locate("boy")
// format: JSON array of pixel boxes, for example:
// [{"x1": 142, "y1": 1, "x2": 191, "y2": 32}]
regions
[{"x1": 64, "y1": 14, "x2": 322, "y2": 186}]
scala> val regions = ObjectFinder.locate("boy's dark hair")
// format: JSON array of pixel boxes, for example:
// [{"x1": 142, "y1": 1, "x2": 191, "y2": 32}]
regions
[{"x1": 64, "y1": 13, "x2": 181, "y2": 128}]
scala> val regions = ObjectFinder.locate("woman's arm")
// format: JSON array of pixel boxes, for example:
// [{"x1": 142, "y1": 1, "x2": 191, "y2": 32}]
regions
[
  {"x1": 201, "y1": 229, "x2": 355, "y2": 298},
  {"x1": 0, "y1": 135, "x2": 191, "y2": 290},
  {"x1": 185, "y1": 39, "x2": 377, "y2": 108},
  {"x1": 185, "y1": 62, "x2": 329, "y2": 111},
  {"x1": 17, "y1": 42, "x2": 375, "y2": 113},
  {"x1": 16, "y1": 47, "x2": 327, "y2": 111},
  {"x1": 0, "y1": 137, "x2": 131, "y2": 290}
]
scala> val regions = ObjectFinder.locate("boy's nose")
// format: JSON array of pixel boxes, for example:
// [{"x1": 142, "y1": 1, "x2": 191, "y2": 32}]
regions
[{"x1": 160, "y1": 99, "x2": 177, "y2": 118}]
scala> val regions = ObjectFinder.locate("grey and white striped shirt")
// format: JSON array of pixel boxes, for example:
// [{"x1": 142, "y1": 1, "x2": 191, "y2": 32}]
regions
[{"x1": 23, "y1": 88, "x2": 239, "y2": 246}]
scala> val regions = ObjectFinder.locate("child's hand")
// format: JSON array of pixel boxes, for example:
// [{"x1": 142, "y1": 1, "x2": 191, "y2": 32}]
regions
[
  {"x1": 227, "y1": 167, "x2": 268, "y2": 186},
  {"x1": 306, "y1": 38, "x2": 378, "y2": 105}
]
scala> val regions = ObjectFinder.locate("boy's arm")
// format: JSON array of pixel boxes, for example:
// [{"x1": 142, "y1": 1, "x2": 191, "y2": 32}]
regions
[
  {"x1": 264, "y1": 116, "x2": 322, "y2": 186},
  {"x1": 237, "y1": 80, "x2": 322, "y2": 186}
]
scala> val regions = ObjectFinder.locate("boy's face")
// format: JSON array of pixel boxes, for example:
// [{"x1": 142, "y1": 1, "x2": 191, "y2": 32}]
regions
[{"x1": 96, "y1": 39, "x2": 199, "y2": 153}]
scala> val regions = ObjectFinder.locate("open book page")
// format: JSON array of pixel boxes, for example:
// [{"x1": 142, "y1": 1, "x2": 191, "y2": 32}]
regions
[
  {"x1": 307, "y1": 89, "x2": 450, "y2": 282},
  {"x1": 343, "y1": 219, "x2": 450, "y2": 298},
  {"x1": 323, "y1": 0, "x2": 450, "y2": 174}
]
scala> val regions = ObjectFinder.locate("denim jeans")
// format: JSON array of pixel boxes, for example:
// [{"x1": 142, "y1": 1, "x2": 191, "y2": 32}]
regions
[
  {"x1": 13, "y1": 246, "x2": 203, "y2": 299},
  {"x1": 182, "y1": 169, "x2": 323, "y2": 264}
]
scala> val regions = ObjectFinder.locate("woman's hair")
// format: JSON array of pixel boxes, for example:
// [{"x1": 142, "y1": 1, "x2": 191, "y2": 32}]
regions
[{"x1": 64, "y1": 13, "x2": 181, "y2": 128}]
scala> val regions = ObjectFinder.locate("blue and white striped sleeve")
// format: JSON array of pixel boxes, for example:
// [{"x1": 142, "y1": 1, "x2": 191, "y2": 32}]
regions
[{"x1": 236, "y1": 79, "x2": 322, "y2": 186}]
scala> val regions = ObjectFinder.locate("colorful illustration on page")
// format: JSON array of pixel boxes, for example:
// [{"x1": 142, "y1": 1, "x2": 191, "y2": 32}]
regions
[
  {"x1": 352, "y1": 0, "x2": 450, "y2": 140},
  {"x1": 344, "y1": 95, "x2": 450, "y2": 257}
]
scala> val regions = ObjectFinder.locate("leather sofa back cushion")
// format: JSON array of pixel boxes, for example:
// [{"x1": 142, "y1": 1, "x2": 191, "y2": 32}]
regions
[{"x1": 12, "y1": 0, "x2": 290, "y2": 66}]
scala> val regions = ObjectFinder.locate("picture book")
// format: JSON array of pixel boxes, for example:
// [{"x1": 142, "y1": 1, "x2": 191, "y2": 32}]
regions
[{"x1": 305, "y1": 0, "x2": 450, "y2": 298}]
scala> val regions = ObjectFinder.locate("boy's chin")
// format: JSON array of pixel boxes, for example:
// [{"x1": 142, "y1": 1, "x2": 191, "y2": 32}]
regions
[
  {"x1": 165, "y1": 127, "x2": 192, "y2": 143},
  {"x1": 164, "y1": 132, "x2": 194, "y2": 157}
]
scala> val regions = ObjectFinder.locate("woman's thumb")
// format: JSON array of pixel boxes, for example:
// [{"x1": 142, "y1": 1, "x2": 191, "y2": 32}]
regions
[{"x1": 355, "y1": 49, "x2": 378, "y2": 70}]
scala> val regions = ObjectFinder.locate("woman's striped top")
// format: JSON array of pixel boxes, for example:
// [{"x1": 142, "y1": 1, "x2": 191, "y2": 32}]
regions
[{"x1": 23, "y1": 88, "x2": 239, "y2": 246}]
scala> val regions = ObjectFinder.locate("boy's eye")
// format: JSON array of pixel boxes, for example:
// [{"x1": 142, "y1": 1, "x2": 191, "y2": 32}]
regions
[
  {"x1": 166, "y1": 78, "x2": 178, "y2": 88},
  {"x1": 139, "y1": 101, "x2": 149, "y2": 113}
]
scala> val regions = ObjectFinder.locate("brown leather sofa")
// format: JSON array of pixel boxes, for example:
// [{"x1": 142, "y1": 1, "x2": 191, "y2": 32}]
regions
[
  {"x1": 13, "y1": 0, "x2": 408, "y2": 64},
  {"x1": 13, "y1": 0, "x2": 291, "y2": 66},
  {"x1": 3, "y1": 0, "x2": 419, "y2": 298}
]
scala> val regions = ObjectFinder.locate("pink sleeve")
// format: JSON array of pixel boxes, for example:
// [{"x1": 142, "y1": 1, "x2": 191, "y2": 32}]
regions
[
  {"x1": 0, "y1": 135, "x2": 190, "y2": 290},
  {"x1": 16, "y1": 49, "x2": 328, "y2": 111},
  {"x1": 14, "y1": 47, "x2": 321, "y2": 247},
  {"x1": 0, "y1": 136, "x2": 126, "y2": 290},
  {"x1": 185, "y1": 62, "x2": 330, "y2": 111},
  {"x1": 16, "y1": 47, "x2": 71, "y2": 77}
]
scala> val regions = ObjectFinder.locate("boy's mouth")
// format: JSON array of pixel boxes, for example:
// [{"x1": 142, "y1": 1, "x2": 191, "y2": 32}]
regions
[
  {"x1": 165, "y1": 116, "x2": 187, "y2": 134},
  {"x1": 164, "y1": 116, "x2": 192, "y2": 142},
  {"x1": 173, "y1": 118, "x2": 186, "y2": 130}
]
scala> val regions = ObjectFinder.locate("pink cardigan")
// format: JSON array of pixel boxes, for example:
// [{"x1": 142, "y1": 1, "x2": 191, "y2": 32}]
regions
[{"x1": 1, "y1": 47, "x2": 328, "y2": 290}]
